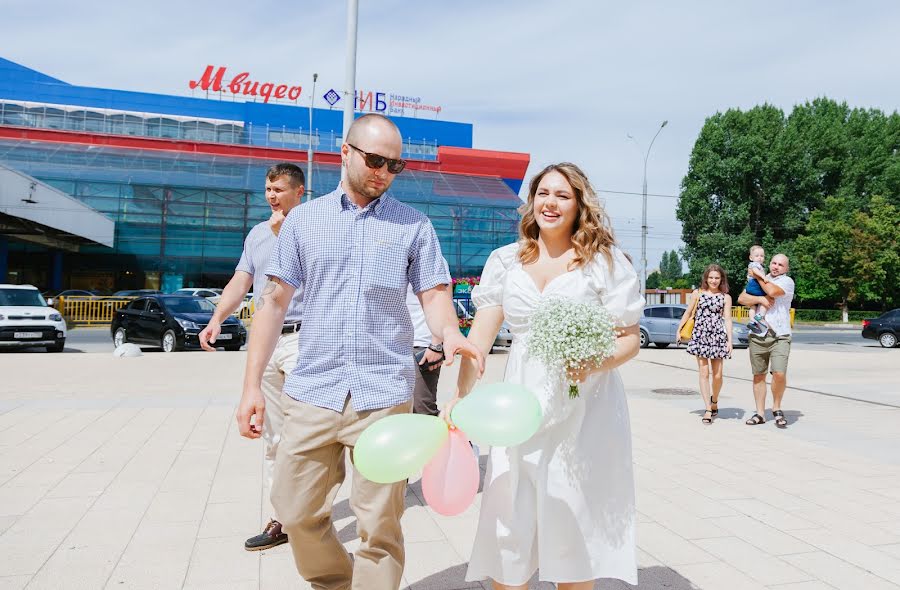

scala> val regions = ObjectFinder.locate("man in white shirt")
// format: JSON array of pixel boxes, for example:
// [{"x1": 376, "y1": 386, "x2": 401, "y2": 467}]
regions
[
  {"x1": 738, "y1": 254, "x2": 795, "y2": 428},
  {"x1": 406, "y1": 284, "x2": 444, "y2": 415}
]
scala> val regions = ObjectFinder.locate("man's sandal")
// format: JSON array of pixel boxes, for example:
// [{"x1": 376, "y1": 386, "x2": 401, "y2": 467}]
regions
[
  {"x1": 773, "y1": 410, "x2": 787, "y2": 428},
  {"x1": 745, "y1": 414, "x2": 765, "y2": 425},
  {"x1": 702, "y1": 410, "x2": 713, "y2": 425}
]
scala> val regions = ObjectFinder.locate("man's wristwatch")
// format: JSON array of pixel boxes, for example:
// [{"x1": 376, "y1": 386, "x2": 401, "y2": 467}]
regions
[{"x1": 427, "y1": 343, "x2": 443, "y2": 353}]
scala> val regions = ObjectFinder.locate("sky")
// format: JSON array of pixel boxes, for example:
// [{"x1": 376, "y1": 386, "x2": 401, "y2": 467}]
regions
[{"x1": 3, "y1": 0, "x2": 899, "y2": 273}]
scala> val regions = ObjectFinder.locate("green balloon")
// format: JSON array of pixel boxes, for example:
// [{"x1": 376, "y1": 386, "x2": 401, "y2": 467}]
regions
[
  {"x1": 451, "y1": 382, "x2": 543, "y2": 447},
  {"x1": 353, "y1": 413, "x2": 449, "y2": 483}
]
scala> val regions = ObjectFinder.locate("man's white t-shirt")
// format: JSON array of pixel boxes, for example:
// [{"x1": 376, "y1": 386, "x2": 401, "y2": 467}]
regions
[
  {"x1": 406, "y1": 285, "x2": 432, "y2": 347},
  {"x1": 765, "y1": 274, "x2": 795, "y2": 336}
]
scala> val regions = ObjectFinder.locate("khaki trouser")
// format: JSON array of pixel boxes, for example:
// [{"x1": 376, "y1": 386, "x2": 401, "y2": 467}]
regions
[
  {"x1": 259, "y1": 330, "x2": 299, "y2": 521},
  {"x1": 272, "y1": 395, "x2": 411, "y2": 590}
]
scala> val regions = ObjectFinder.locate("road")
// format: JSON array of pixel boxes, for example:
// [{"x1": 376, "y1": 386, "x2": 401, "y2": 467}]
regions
[{"x1": 0, "y1": 324, "x2": 886, "y2": 355}]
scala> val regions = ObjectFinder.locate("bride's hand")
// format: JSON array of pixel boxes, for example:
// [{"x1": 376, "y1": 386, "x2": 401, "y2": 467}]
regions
[
  {"x1": 440, "y1": 395, "x2": 462, "y2": 428},
  {"x1": 566, "y1": 359, "x2": 602, "y2": 384}
]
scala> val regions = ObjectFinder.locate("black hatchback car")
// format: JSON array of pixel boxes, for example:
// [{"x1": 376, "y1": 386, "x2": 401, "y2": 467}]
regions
[
  {"x1": 862, "y1": 309, "x2": 900, "y2": 348},
  {"x1": 111, "y1": 295, "x2": 246, "y2": 352}
]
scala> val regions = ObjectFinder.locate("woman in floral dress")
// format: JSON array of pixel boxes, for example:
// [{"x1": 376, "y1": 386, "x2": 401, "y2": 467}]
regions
[{"x1": 677, "y1": 264, "x2": 733, "y2": 424}]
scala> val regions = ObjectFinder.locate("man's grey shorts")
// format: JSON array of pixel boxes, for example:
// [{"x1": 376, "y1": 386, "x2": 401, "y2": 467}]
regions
[{"x1": 749, "y1": 331, "x2": 792, "y2": 375}]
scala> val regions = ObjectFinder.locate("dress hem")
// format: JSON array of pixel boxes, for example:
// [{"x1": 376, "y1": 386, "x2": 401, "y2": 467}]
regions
[{"x1": 465, "y1": 568, "x2": 638, "y2": 587}]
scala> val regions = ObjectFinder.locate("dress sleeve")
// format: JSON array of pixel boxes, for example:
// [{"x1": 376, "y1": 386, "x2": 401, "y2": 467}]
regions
[
  {"x1": 590, "y1": 247, "x2": 645, "y2": 327},
  {"x1": 471, "y1": 244, "x2": 517, "y2": 309}
]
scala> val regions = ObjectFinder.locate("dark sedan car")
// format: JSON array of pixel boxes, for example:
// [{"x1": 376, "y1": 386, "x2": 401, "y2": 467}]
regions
[
  {"x1": 111, "y1": 295, "x2": 246, "y2": 352},
  {"x1": 862, "y1": 309, "x2": 900, "y2": 348}
]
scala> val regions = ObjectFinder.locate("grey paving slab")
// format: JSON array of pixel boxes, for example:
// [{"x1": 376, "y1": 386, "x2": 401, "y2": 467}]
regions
[{"x1": 0, "y1": 343, "x2": 897, "y2": 589}]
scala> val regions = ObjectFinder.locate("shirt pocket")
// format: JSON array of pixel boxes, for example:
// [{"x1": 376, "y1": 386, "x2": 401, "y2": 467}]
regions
[{"x1": 367, "y1": 239, "x2": 409, "y2": 291}]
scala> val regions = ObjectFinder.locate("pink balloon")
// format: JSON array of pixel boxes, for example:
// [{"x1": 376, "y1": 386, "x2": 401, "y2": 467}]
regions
[{"x1": 422, "y1": 427, "x2": 480, "y2": 516}]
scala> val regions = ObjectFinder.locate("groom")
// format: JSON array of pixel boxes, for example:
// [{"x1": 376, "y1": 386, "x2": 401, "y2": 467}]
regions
[{"x1": 239, "y1": 113, "x2": 484, "y2": 590}]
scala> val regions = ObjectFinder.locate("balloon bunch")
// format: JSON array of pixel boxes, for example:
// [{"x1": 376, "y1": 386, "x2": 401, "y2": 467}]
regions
[{"x1": 353, "y1": 383, "x2": 542, "y2": 516}]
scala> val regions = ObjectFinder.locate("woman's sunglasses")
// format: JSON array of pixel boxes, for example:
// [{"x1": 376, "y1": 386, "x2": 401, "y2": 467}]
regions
[{"x1": 347, "y1": 143, "x2": 407, "y2": 174}]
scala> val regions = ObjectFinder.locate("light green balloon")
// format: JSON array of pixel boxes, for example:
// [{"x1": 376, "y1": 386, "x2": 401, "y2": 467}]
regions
[
  {"x1": 451, "y1": 382, "x2": 542, "y2": 447},
  {"x1": 353, "y1": 413, "x2": 449, "y2": 483}
]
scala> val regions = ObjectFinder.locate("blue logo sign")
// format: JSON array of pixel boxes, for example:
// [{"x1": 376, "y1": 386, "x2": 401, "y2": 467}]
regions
[{"x1": 323, "y1": 89, "x2": 341, "y2": 106}]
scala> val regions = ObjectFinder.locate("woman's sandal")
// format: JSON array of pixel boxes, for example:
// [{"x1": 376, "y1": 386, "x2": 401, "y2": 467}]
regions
[
  {"x1": 773, "y1": 410, "x2": 787, "y2": 428},
  {"x1": 745, "y1": 413, "x2": 765, "y2": 425},
  {"x1": 710, "y1": 399, "x2": 719, "y2": 417},
  {"x1": 702, "y1": 410, "x2": 713, "y2": 425}
]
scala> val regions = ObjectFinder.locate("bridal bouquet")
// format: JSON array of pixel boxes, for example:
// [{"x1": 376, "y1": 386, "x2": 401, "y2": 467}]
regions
[{"x1": 527, "y1": 298, "x2": 617, "y2": 398}]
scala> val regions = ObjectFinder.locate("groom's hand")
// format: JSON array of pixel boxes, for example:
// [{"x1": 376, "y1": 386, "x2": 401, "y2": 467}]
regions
[{"x1": 441, "y1": 330, "x2": 485, "y2": 375}]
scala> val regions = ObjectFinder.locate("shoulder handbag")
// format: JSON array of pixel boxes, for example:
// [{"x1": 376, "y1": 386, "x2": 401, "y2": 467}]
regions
[{"x1": 679, "y1": 292, "x2": 700, "y2": 341}]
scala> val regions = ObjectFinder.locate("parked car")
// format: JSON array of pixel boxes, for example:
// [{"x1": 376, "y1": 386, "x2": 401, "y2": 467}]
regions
[
  {"x1": 494, "y1": 322, "x2": 513, "y2": 347},
  {"x1": 0, "y1": 284, "x2": 66, "y2": 352},
  {"x1": 110, "y1": 295, "x2": 246, "y2": 352},
  {"x1": 639, "y1": 303, "x2": 749, "y2": 349},
  {"x1": 862, "y1": 309, "x2": 900, "y2": 348},
  {"x1": 173, "y1": 288, "x2": 223, "y2": 305},
  {"x1": 454, "y1": 294, "x2": 512, "y2": 348},
  {"x1": 112, "y1": 289, "x2": 162, "y2": 297}
]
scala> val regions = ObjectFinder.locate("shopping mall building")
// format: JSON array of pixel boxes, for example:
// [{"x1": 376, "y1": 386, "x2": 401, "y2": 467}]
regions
[{"x1": 0, "y1": 57, "x2": 529, "y2": 292}]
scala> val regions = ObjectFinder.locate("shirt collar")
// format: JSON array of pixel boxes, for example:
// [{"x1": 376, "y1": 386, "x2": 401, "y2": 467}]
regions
[{"x1": 338, "y1": 188, "x2": 389, "y2": 216}]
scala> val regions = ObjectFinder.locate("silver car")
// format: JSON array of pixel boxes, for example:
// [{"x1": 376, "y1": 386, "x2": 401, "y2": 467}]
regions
[{"x1": 640, "y1": 304, "x2": 749, "y2": 349}]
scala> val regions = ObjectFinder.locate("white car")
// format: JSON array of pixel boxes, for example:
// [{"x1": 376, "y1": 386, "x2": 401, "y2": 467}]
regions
[
  {"x1": 0, "y1": 284, "x2": 67, "y2": 352},
  {"x1": 173, "y1": 288, "x2": 222, "y2": 305}
]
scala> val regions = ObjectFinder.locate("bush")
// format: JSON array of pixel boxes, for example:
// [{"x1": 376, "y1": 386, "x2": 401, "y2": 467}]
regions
[{"x1": 793, "y1": 309, "x2": 882, "y2": 322}]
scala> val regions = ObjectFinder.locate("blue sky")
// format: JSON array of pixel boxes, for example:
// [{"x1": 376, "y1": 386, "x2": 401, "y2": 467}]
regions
[{"x1": 3, "y1": 0, "x2": 898, "y2": 273}]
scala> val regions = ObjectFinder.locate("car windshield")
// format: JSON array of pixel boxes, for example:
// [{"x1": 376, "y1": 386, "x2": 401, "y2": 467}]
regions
[
  {"x1": 0, "y1": 288, "x2": 47, "y2": 307},
  {"x1": 160, "y1": 297, "x2": 216, "y2": 313}
]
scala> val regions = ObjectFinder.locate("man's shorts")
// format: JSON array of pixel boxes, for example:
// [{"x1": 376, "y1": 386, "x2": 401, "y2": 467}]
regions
[{"x1": 749, "y1": 331, "x2": 791, "y2": 375}]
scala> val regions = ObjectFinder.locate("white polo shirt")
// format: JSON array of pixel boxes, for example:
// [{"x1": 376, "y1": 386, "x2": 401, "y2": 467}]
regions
[{"x1": 765, "y1": 274, "x2": 795, "y2": 336}]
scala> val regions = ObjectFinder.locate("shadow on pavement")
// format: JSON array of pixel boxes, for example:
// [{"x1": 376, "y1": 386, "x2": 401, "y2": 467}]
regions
[
  {"x1": 404, "y1": 564, "x2": 700, "y2": 589},
  {"x1": 690, "y1": 407, "x2": 748, "y2": 421}
]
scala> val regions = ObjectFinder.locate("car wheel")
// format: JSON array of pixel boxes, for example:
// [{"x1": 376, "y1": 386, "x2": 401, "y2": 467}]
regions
[
  {"x1": 879, "y1": 332, "x2": 898, "y2": 348},
  {"x1": 46, "y1": 340, "x2": 65, "y2": 353},
  {"x1": 639, "y1": 329, "x2": 650, "y2": 348},
  {"x1": 114, "y1": 327, "x2": 127, "y2": 347},
  {"x1": 161, "y1": 330, "x2": 180, "y2": 352},
  {"x1": 656, "y1": 342, "x2": 670, "y2": 349}
]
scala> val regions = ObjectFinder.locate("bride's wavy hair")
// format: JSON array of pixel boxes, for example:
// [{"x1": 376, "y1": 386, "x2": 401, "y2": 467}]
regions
[{"x1": 518, "y1": 162, "x2": 616, "y2": 269}]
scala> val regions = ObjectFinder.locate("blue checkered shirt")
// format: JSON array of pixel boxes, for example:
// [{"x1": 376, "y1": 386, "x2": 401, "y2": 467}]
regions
[
  {"x1": 265, "y1": 187, "x2": 450, "y2": 412},
  {"x1": 236, "y1": 221, "x2": 304, "y2": 323}
]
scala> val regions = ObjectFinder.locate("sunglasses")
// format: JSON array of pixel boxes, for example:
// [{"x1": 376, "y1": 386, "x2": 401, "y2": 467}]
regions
[{"x1": 347, "y1": 143, "x2": 407, "y2": 174}]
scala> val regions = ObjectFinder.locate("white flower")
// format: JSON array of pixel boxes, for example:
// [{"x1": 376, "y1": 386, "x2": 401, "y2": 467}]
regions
[{"x1": 527, "y1": 298, "x2": 617, "y2": 398}]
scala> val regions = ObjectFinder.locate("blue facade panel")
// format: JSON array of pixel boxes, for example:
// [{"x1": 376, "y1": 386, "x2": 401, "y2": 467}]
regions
[{"x1": 0, "y1": 57, "x2": 473, "y2": 147}]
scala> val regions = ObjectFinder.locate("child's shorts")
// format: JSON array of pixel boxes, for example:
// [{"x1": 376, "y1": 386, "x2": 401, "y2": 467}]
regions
[{"x1": 746, "y1": 278, "x2": 765, "y2": 296}]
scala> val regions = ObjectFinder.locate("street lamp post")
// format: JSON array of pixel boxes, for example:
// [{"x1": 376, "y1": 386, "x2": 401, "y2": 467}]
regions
[
  {"x1": 640, "y1": 120, "x2": 668, "y2": 296},
  {"x1": 306, "y1": 73, "x2": 317, "y2": 202},
  {"x1": 342, "y1": 0, "x2": 358, "y2": 143}
]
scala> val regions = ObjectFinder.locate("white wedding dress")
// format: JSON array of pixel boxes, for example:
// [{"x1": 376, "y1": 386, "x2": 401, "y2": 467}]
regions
[{"x1": 466, "y1": 243, "x2": 644, "y2": 586}]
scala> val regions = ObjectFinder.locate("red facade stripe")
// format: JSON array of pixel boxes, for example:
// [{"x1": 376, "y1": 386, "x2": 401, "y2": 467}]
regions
[{"x1": 0, "y1": 126, "x2": 529, "y2": 182}]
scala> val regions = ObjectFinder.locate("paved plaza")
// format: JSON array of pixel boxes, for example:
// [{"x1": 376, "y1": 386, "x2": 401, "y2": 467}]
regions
[{"x1": 0, "y1": 332, "x2": 898, "y2": 589}]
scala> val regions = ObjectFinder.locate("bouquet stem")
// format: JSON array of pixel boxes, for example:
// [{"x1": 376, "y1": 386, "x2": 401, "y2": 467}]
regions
[{"x1": 568, "y1": 382, "x2": 580, "y2": 399}]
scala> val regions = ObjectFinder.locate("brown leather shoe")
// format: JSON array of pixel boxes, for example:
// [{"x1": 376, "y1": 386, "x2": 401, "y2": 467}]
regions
[{"x1": 244, "y1": 519, "x2": 288, "y2": 551}]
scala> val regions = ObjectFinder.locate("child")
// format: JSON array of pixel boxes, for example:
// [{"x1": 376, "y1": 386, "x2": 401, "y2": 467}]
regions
[{"x1": 745, "y1": 245, "x2": 769, "y2": 334}]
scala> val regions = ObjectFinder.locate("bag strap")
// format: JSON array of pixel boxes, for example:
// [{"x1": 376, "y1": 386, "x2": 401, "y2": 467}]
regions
[{"x1": 687, "y1": 290, "x2": 700, "y2": 319}]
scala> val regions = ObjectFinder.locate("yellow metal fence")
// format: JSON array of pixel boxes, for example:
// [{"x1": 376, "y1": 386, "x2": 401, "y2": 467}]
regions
[
  {"x1": 58, "y1": 297, "x2": 785, "y2": 328},
  {"x1": 58, "y1": 296, "x2": 253, "y2": 326},
  {"x1": 732, "y1": 306, "x2": 795, "y2": 326}
]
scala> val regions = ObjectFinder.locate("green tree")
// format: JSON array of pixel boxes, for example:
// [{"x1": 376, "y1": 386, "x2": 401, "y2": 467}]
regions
[
  {"x1": 679, "y1": 97, "x2": 900, "y2": 305},
  {"x1": 678, "y1": 104, "x2": 793, "y2": 289},
  {"x1": 646, "y1": 270, "x2": 661, "y2": 290},
  {"x1": 662, "y1": 250, "x2": 682, "y2": 280},
  {"x1": 793, "y1": 196, "x2": 899, "y2": 319}
]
